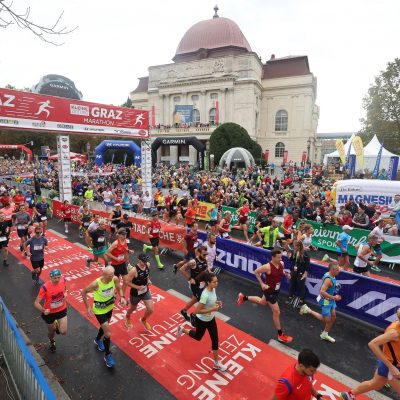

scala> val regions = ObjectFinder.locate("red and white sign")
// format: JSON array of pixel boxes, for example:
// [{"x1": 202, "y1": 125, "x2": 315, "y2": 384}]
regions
[{"x1": 0, "y1": 88, "x2": 149, "y2": 138}]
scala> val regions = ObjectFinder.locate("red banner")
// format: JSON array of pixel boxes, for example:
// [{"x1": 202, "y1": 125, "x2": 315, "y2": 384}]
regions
[
  {"x1": 215, "y1": 101, "x2": 219, "y2": 124},
  {"x1": 264, "y1": 149, "x2": 269, "y2": 162},
  {"x1": 302, "y1": 151, "x2": 307, "y2": 163},
  {"x1": 283, "y1": 150, "x2": 288, "y2": 164},
  {"x1": 0, "y1": 88, "x2": 149, "y2": 138},
  {"x1": 151, "y1": 104, "x2": 155, "y2": 127},
  {"x1": 52, "y1": 200, "x2": 185, "y2": 252}
]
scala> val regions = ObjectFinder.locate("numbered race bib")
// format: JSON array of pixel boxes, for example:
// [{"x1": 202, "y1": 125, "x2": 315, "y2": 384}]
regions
[
  {"x1": 41, "y1": 216, "x2": 47, "y2": 220},
  {"x1": 275, "y1": 282, "x2": 281, "y2": 291},
  {"x1": 84, "y1": 222, "x2": 90, "y2": 227},
  {"x1": 153, "y1": 229, "x2": 159, "y2": 233},
  {"x1": 199, "y1": 282, "x2": 205, "y2": 289},
  {"x1": 117, "y1": 255, "x2": 125, "y2": 261},
  {"x1": 126, "y1": 239, "x2": 130, "y2": 244},
  {"x1": 138, "y1": 286, "x2": 148, "y2": 295},
  {"x1": 194, "y1": 242, "x2": 199, "y2": 248},
  {"x1": 102, "y1": 287, "x2": 114, "y2": 297},
  {"x1": 0, "y1": 236, "x2": 7, "y2": 242},
  {"x1": 111, "y1": 224, "x2": 116, "y2": 228},
  {"x1": 33, "y1": 245, "x2": 43, "y2": 251},
  {"x1": 50, "y1": 300, "x2": 63, "y2": 309},
  {"x1": 97, "y1": 237, "x2": 105, "y2": 242},
  {"x1": 222, "y1": 232, "x2": 229, "y2": 238},
  {"x1": 17, "y1": 225, "x2": 25, "y2": 230}
]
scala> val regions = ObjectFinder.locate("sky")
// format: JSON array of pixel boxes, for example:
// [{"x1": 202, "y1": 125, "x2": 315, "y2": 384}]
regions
[{"x1": 0, "y1": 0, "x2": 399, "y2": 133}]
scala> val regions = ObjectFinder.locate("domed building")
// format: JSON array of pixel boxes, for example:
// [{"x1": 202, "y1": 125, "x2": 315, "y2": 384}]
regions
[{"x1": 130, "y1": 6, "x2": 320, "y2": 166}]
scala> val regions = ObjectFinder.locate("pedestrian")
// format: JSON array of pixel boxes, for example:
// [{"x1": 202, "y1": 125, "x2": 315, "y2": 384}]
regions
[
  {"x1": 25, "y1": 225, "x2": 48, "y2": 284},
  {"x1": 81, "y1": 266, "x2": 127, "y2": 368},
  {"x1": 336, "y1": 225, "x2": 352, "y2": 271},
  {"x1": 34, "y1": 269, "x2": 68, "y2": 353},
  {"x1": 176, "y1": 272, "x2": 227, "y2": 372},
  {"x1": 300, "y1": 262, "x2": 341, "y2": 343}
]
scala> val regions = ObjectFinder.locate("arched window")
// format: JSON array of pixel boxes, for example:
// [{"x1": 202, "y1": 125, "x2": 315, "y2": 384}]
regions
[
  {"x1": 209, "y1": 108, "x2": 216, "y2": 125},
  {"x1": 275, "y1": 110, "x2": 288, "y2": 131},
  {"x1": 275, "y1": 142, "x2": 285, "y2": 158},
  {"x1": 193, "y1": 109, "x2": 200, "y2": 124}
]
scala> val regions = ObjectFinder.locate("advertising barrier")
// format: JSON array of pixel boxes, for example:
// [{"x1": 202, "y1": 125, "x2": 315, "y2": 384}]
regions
[
  {"x1": 221, "y1": 205, "x2": 258, "y2": 233},
  {"x1": 299, "y1": 220, "x2": 400, "y2": 265},
  {"x1": 193, "y1": 201, "x2": 215, "y2": 222}
]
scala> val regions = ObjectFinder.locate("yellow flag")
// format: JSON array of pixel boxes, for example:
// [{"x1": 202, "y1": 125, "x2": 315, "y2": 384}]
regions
[
  {"x1": 352, "y1": 136, "x2": 364, "y2": 169},
  {"x1": 336, "y1": 139, "x2": 346, "y2": 165}
]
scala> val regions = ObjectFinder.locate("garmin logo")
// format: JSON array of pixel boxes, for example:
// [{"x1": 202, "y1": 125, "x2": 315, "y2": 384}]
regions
[
  {"x1": 162, "y1": 139, "x2": 186, "y2": 145},
  {"x1": 49, "y1": 83, "x2": 69, "y2": 90}
]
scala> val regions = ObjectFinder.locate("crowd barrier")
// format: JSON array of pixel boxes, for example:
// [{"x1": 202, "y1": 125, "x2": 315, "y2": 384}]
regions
[
  {"x1": 0, "y1": 296, "x2": 55, "y2": 400},
  {"x1": 52, "y1": 200, "x2": 399, "y2": 329}
]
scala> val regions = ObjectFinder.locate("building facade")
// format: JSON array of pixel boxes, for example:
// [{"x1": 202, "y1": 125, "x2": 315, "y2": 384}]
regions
[{"x1": 130, "y1": 6, "x2": 320, "y2": 166}]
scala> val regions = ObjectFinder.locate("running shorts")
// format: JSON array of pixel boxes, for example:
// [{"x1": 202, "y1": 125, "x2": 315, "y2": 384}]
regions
[{"x1": 41, "y1": 308, "x2": 67, "y2": 324}]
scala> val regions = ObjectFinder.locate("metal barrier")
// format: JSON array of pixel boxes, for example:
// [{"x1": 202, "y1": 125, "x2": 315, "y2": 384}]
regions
[{"x1": 0, "y1": 296, "x2": 55, "y2": 400}]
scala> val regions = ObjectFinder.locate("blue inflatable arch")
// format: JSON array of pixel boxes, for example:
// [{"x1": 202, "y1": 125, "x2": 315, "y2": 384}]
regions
[{"x1": 95, "y1": 140, "x2": 141, "y2": 166}]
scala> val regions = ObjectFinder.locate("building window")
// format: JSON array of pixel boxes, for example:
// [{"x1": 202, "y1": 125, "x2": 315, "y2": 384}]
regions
[
  {"x1": 193, "y1": 109, "x2": 200, "y2": 124},
  {"x1": 275, "y1": 110, "x2": 288, "y2": 132},
  {"x1": 161, "y1": 145, "x2": 170, "y2": 156},
  {"x1": 210, "y1": 93, "x2": 218, "y2": 100},
  {"x1": 191, "y1": 94, "x2": 199, "y2": 101},
  {"x1": 275, "y1": 142, "x2": 285, "y2": 158},
  {"x1": 173, "y1": 96, "x2": 181, "y2": 102},
  {"x1": 209, "y1": 108, "x2": 217, "y2": 124}
]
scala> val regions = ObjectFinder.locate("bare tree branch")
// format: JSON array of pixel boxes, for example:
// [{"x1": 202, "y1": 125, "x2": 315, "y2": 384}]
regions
[{"x1": 0, "y1": 0, "x2": 77, "y2": 45}]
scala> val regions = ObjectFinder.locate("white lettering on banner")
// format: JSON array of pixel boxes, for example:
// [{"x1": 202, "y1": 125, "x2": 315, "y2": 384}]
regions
[
  {"x1": 304, "y1": 277, "x2": 358, "y2": 297},
  {"x1": 91, "y1": 107, "x2": 122, "y2": 120},
  {"x1": 312, "y1": 381, "x2": 339, "y2": 400},
  {"x1": 0, "y1": 94, "x2": 16, "y2": 108},
  {"x1": 83, "y1": 117, "x2": 114, "y2": 126},
  {"x1": 216, "y1": 249, "x2": 261, "y2": 274},
  {"x1": 346, "y1": 291, "x2": 400, "y2": 322}
]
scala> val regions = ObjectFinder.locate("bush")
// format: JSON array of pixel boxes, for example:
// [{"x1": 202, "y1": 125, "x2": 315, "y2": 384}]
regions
[
  {"x1": 71, "y1": 196, "x2": 84, "y2": 206},
  {"x1": 48, "y1": 190, "x2": 59, "y2": 200}
]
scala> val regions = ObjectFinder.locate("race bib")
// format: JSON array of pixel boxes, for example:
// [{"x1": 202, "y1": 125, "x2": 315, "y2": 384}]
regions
[
  {"x1": 111, "y1": 224, "x2": 116, "y2": 228},
  {"x1": 102, "y1": 287, "x2": 114, "y2": 297},
  {"x1": 83, "y1": 222, "x2": 90, "y2": 227},
  {"x1": 199, "y1": 282, "x2": 205, "y2": 289},
  {"x1": 33, "y1": 245, "x2": 43, "y2": 251},
  {"x1": 138, "y1": 286, "x2": 148, "y2": 295},
  {"x1": 194, "y1": 242, "x2": 199, "y2": 248},
  {"x1": 50, "y1": 300, "x2": 63, "y2": 309},
  {"x1": 17, "y1": 225, "x2": 25, "y2": 230},
  {"x1": 41, "y1": 216, "x2": 47, "y2": 221},
  {"x1": 222, "y1": 232, "x2": 229, "y2": 238},
  {"x1": 117, "y1": 255, "x2": 125, "y2": 261},
  {"x1": 0, "y1": 236, "x2": 7, "y2": 242},
  {"x1": 275, "y1": 283, "x2": 281, "y2": 291},
  {"x1": 153, "y1": 229, "x2": 159, "y2": 233},
  {"x1": 97, "y1": 237, "x2": 105, "y2": 242},
  {"x1": 126, "y1": 239, "x2": 130, "y2": 244}
]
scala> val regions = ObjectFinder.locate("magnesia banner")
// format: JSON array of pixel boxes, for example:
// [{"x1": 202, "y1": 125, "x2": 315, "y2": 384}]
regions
[
  {"x1": 221, "y1": 206, "x2": 258, "y2": 233},
  {"x1": 298, "y1": 220, "x2": 400, "y2": 265},
  {"x1": 0, "y1": 87, "x2": 149, "y2": 138},
  {"x1": 196, "y1": 231, "x2": 400, "y2": 329},
  {"x1": 335, "y1": 179, "x2": 400, "y2": 216}
]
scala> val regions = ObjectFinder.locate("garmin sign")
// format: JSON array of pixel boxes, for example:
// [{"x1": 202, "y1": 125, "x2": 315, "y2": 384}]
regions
[
  {"x1": 32, "y1": 74, "x2": 83, "y2": 100},
  {"x1": 161, "y1": 139, "x2": 187, "y2": 145}
]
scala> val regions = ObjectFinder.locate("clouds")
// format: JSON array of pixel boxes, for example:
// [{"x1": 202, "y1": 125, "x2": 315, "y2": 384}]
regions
[{"x1": 0, "y1": 0, "x2": 398, "y2": 133}]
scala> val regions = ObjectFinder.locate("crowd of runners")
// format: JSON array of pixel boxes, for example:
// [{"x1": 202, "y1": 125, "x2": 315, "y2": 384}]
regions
[{"x1": 0, "y1": 163, "x2": 399, "y2": 399}]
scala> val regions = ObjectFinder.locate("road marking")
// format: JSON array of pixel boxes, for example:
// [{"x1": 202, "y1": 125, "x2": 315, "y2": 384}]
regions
[
  {"x1": 167, "y1": 288, "x2": 231, "y2": 322},
  {"x1": 268, "y1": 339, "x2": 390, "y2": 400},
  {"x1": 74, "y1": 242, "x2": 89, "y2": 250},
  {"x1": 47, "y1": 229, "x2": 67, "y2": 239}
]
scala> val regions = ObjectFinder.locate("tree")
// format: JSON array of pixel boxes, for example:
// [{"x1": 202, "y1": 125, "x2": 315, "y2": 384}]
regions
[
  {"x1": 209, "y1": 122, "x2": 262, "y2": 164},
  {"x1": 360, "y1": 58, "x2": 400, "y2": 153},
  {"x1": 121, "y1": 97, "x2": 134, "y2": 108},
  {"x1": 0, "y1": 0, "x2": 77, "y2": 45}
]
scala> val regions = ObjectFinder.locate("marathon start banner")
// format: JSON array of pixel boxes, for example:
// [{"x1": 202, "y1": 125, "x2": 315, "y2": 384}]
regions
[{"x1": 0, "y1": 88, "x2": 149, "y2": 138}]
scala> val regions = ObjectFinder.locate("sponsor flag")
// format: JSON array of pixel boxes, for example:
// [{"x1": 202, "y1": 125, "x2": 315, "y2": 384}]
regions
[
  {"x1": 388, "y1": 156, "x2": 399, "y2": 180},
  {"x1": 215, "y1": 101, "x2": 219, "y2": 124},
  {"x1": 264, "y1": 149, "x2": 269, "y2": 162},
  {"x1": 371, "y1": 141, "x2": 383, "y2": 178},
  {"x1": 151, "y1": 104, "x2": 155, "y2": 127},
  {"x1": 336, "y1": 139, "x2": 346, "y2": 165},
  {"x1": 352, "y1": 136, "x2": 364, "y2": 169}
]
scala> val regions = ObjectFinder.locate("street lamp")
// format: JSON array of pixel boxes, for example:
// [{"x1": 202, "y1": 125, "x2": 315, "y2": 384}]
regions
[{"x1": 306, "y1": 138, "x2": 311, "y2": 164}]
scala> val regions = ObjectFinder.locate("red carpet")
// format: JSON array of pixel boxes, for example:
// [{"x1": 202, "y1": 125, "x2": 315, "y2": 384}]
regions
[{"x1": 8, "y1": 231, "x2": 370, "y2": 399}]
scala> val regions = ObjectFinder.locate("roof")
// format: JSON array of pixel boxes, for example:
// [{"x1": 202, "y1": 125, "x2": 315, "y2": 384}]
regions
[
  {"x1": 131, "y1": 77, "x2": 149, "y2": 94},
  {"x1": 262, "y1": 55, "x2": 311, "y2": 79}
]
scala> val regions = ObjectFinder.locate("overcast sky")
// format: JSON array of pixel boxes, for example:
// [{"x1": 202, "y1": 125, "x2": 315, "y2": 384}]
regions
[{"x1": 1, "y1": 0, "x2": 398, "y2": 133}]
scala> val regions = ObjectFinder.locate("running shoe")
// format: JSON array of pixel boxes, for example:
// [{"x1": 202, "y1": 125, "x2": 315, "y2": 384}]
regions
[
  {"x1": 173, "y1": 264, "x2": 178, "y2": 274},
  {"x1": 320, "y1": 331, "x2": 336, "y2": 343},
  {"x1": 157, "y1": 264, "x2": 165, "y2": 270},
  {"x1": 24, "y1": 251, "x2": 27, "y2": 257},
  {"x1": 180, "y1": 309, "x2": 190, "y2": 321},
  {"x1": 322, "y1": 254, "x2": 330, "y2": 262},
  {"x1": 86, "y1": 259, "x2": 91, "y2": 268},
  {"x1": 54, "y1": 320, "x2": 60, "y2": 335},
  {"x1": 340, "y1": 392, "x2": 355, "y2": 400},
  {"x1": 190, "y1": 313, "x2": 197, "y2": 327},
  {"x1": 19, "y1": 244, "x2": 23, "y2": 252},
  {"x1": 125, "y1": 316, "x2": 133, "y2": 330},
  {"x1": 213, "y1": 362, "x2": 227, "y2": 372},
  {"x1": 278, "y1": 332, "x2": 293, "y2": 343},
  {"x1": 299, "y1": 304, "x2": 311, "y2": 315},
  {"x1": 79, "y1": 232, "x2": 83, "y2": 238},
  {"x1": 49, "y1": 339, "x2": 56, "y2": 353},
  {"x1": 31, "y1": 271, "x2": 37, "y2": 281},
  {"x1": 370, "y1": 265, "x2": 381, "y2": 272},
  {"x1": 236, "y1": 293, "x2": 245, "y2": 307},
  {"x1": 87, "y1": 246, "x2": 92, "y2": 251},
  {"x1": 142, "y1": 244, "x2": 147, "y2": 254},
  {"x1": 176, "y1": 325, "x2": 184, "y2": 337},
  {"x1": 104, "y1": 353, "x2": 115, "y2": 368},
  {"x1": 140, "y1": 317, "x2": 152, "y2": 331},
  {"x1": 94, "y1": 338, "x2": 105, "y2": 352}
]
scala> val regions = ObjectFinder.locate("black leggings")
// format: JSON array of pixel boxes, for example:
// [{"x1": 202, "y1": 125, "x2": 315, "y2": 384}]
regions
[
  {"x1": 189, "y1": 316, "x2": 219, "y2": 351},
  {"x1": 288, "y1": 271, "x2": 307, "y2": 300}
]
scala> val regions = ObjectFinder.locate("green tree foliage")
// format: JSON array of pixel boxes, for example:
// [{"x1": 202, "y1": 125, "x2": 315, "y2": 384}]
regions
[
  {"x1": 360, "y1": 58, "x2": 400, "y2": 153},
  {"x1": 209, "y1": 122, "x2": 262, "y2": 164},
  {"x1": 121, "y1": 97, "x2": 134, "y2": 108}
]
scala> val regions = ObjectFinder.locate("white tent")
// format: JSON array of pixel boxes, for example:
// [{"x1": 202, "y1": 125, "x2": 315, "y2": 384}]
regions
[{"x1": 323, "y1": 134, "x2": 399, "y2": 171}]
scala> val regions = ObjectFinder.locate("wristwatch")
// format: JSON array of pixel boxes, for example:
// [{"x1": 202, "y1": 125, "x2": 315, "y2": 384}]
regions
[{"x1": 316, "y1": 394, "x2": 322, "y2": 400}]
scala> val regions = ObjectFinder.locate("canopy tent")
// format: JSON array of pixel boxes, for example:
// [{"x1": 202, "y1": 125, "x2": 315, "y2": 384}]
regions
[
  {"x1": 219, "y1": 147, "x2": 255, "y2": 169},
  {"x1": 323, "y1": 134, "x2": 399, "y2": 171},
  {"x1": 49, "y1": 152, "x2": 87, "y2": 162}
]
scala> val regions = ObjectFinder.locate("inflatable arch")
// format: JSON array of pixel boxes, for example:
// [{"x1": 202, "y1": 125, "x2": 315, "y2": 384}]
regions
[
  {"x1": 0, "y1": 144, "x2": 33, "y2": 161},
  {"x1": 94, "y1": 140, "x2": 141, "y2": 166}
]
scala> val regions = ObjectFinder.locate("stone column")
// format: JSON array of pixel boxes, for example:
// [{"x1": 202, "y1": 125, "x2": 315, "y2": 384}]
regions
[
  {"x1": 170, "y1": 145, "x2": 178, "y2": 164},
  {"x1": 201, "y1": 90, "x2": 207, "y2": 124},
  {"x1": 189, "y1": 145, "x2": 198, "y2": 166}
]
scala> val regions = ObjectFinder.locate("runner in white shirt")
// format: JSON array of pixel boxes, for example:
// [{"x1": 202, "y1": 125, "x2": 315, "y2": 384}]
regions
[
  {"x1": 204, "y1": 233, "x2": 218, "y2": 274},
  {"x1": 130, "y1": 191, "x2": 140, "y2": 215},
  {"x1": 102, "y1": 189, "x2": 113, "y2": 211},
  {"x1": 142, "y1": 191, "x2": 152, "y2": 216},
  {"x1": 370, "y1": 219, "x2": 385, "y2": 271}
]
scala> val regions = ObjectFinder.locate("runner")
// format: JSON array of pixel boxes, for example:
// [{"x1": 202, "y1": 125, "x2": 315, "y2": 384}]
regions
[
  {"x1": 61, "y1": 200, "x2": 72, "y2": 234},
  {"x1": 25, "y1": 225, "x2": 48, "y2": 285},
  {"x1": 206, "y1": 203, "x2": 219, "y2": 235},
  {"x1": 178, "y1": 244, "x2": 209, "y2": 322},
  {"x1": 0, "y1": 213, "x2": 11, "y2": 266},
  {"x1": 12, "y1": 203, "x2": 31, "y2": 256},
  {"x1": 81, "y1": 266, "x2": 127, "y2": 368},
  {"x1": 218, "y1": 210, "x2": 232, "y2": 239},
  {"x1": 78, "y1": 203, "x2": 92, "y2": 238},
  {"x1": 34, "y1": 196, "x2": 52, "y2": 236},
  {"x1": 177, "y1": 193, "x2": 189, "y2": 221},
  {"x1": 233, "y1": 200, "x2": 251, "y2": 242},
  {"x1": 237, "y1": 249, "x2": 293, "y2": 343},
  {"x1": 184, "y1": 201, "x2": 197, "y2": 232},
  {"x1": 370, "y1": 218, "x2": 385, "y2": 272},
  {"x1": 176, "y1": 272, "x2": 227, "y2": 372},
  {"x1": 273, "y1": 348, "x2": 324, "y2": 400},
  {"x1": 143, "y1": 212, "x2": 164, "y2": 270},
  {"x1": 85, "y1": 214, "x2": 100, "y2": 248},
  {"x1": 340, "y1": 308, "x2": 400, "y2": 399},
  {"x1": 117, "y1": 214, "x2": 133, "y2": 248},
  {"x1": 33, "y1": 269, "x2": 68, "y2": 353},
  {"x1": 102, "y1": 187, "x2": 113, "y2": 211},
  {"x1": 299, "y1": 262, "x2": 341, "y2": 343},
  {"x1": 173, "y1": 222, "x2": 200, "y2": 274},
  {"x1": 124, "y1": 253, "x2": 153, "y2": 331},
  {"x1": 109, "y1": 203, "x2": 122, "y2": 237},
  {"x1": 335, "y1": 225, "x2": 352, "y2": 271},
  {"x1": 106, "y1": 228, "x2": 130, "y2": 283},
  {"x1": 12, "y1": 190, "x2": 25, "y2": 212},
  {"x1": 258, "y1": 218, "x2": 285, "y2": 250},
  {"x1": 204, "y1": 233, "x2": 218, "y2": 273},
  {"x1": 353, "y1": 234, "x2": 378, "y2": 276},
  {"x1": 86, "y1": 220, "x2": 108, "y2": 268}
]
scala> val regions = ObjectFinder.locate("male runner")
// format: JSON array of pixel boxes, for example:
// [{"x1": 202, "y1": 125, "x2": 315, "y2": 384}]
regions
[
  {"x1": 117, "y1": 214, "x2": 133, "y2": 247},
  {"x1": 86, "y1": 220, "x2": 108, "y2": 268},
  {"x1": 204, "y1": 233, "x2": 218, "y2": 273},
  {"x1": 106, "y1": 228, "x2": 129, "y2": 283},
  {"x1": 124, "y1": 253, "x2": 153, "y2": 331},
  {"x1": 0, "y1": 213, "x2": 10, "y2": 266},
  {"x1": 25, "y1": 225, "x2": 48, "y2": 284},
  {"x1": 237, "y1": 249, "x2": 293, "y2": 343},
  {"x1": 78, "y1": 204, "x2": 92, "y2": 238},
  {"x1": 341, "y1": 308, "x2": 400, "y2": 399},
  {"x1": 143, "y1": 212, "x2": 164, "y2": 269},
  {"x1": 34, "y1": 196, "x2": 52, "y2": 235},
  {"x1": 300, "y1": 262, "x2": 341, "y2": 343},
  {"x1": 34, "y1": 269, "x2": 68, "y2": 353},
  {"x1": 85, "y1": 214, "x2": 100, "y2": 248},
  {"x1": 12, "y1": 203, "x2": 31, "y2": 256},
  {"x1": 81, "y1": 266, "x2": 127, "y2": 368},
  {"x1": 353, "y1": 234, "x2": 378, "y2": 276},
  {"x1": 109, "y1": 203, "x2": 122, "y2": 237},
  {"x1": 173, "y1": 222, "x2": 200, "y2": 274}
]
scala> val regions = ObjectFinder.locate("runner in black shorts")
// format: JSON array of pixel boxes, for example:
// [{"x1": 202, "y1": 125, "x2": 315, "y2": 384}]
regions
[
  {"x1": 106, "y1": 228, "x2": 129, "y2": 281},
  {"x1": 25, "y1": 225, "x2": 48, "y2": 284},
  {"x1": 12, "y1": 204, "x2": 31, "y2": 256},
  {"x1": 0, "y1": 213, "x2": 10, "y2": 266}
]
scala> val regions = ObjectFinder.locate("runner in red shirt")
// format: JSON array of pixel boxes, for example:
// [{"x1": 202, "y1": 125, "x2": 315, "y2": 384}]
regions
[
  {"x1": 34, "y1": 269, "x2": 68, "y2": 353},
  {"x1": 185, "y1": 201, "x2": 197, "y2": 231},
  {"x1": 273, "y1": 349, "x2": 324, "y2": 400},
  {"x1": 237, "y1": 249, "x2": 293, "y2": 343},
  {"x1": 143, "y1": 212, "x2": 164, "y2": 270},
  {"x1": 218, "y1": 211, "x2": 232, "y2": 239},
  {"x1": 61, "y1": 200, "x2": 72, "y2": 234},
  {"x1": 13, "y1": 190, "x2": 25, "y2": 211},
  {"x1": 106, "y1": 228, "x2": 130, "y2": 283},
  {"x1": 233, "y1": 200, "x2": 250, "y2": 242},
  {"x1": 173, "y1": 222, "x2": 199, "y2": 274}
]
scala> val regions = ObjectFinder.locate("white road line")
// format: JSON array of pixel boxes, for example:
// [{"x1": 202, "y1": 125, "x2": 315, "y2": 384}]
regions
[
  {"x1": 167, "y1": 289, "x2": 231, "y2": 322},
  {"x1": 47, "y1": 229, "x2": 67, "y2": 239},
  {"x1": 268, "y1": 339, "x2": 390, "y2": 400},
  {"x1": 74, "y1": 242, "x2": 90, "y2": 250}
]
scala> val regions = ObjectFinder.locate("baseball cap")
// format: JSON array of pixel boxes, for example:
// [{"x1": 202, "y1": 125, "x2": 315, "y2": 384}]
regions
[
  {"x1": 343, "y1": 225, "x2": 353, "y2": 231},
  {"x1": 50, "y1": 269, "x2": 61, "y2": 278},
  {"x1": 138, "y1": 253, "x2": 149, "y2": 262}
]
